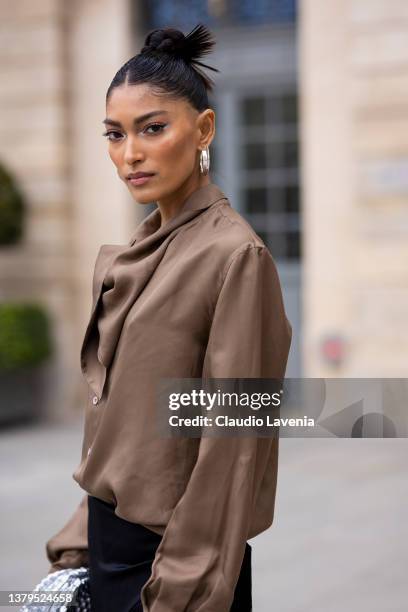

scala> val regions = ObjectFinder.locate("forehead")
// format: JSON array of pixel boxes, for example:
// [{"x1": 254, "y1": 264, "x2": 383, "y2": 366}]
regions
[{"x1": 106, "y1": 83, "x2": 194, "y2": 119}]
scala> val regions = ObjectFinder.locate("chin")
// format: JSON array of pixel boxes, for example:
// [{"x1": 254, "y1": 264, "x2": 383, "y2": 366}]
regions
[
  {"x1": 127, "y1": 185, "x2": 157, "y2": 204},
  {"x1": 132, "y1": 194, "x2": 156, "y2": 205}
]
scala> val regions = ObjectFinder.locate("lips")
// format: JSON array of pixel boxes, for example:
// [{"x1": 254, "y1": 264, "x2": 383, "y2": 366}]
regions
[
  {"x1": 127, "y1": 172, "x2": 155, "y2": 187},
  {"x1": 127, "y1": 172, "x2": 155, "y2": 180}
]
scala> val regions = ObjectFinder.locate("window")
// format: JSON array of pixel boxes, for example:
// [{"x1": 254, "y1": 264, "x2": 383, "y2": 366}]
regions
[
  {"x1": 239, "y1": 90, "x2": 301, "y2": 261},
  {"x1": 141, "y1": 0, "x2": 297, "y2": 30}
]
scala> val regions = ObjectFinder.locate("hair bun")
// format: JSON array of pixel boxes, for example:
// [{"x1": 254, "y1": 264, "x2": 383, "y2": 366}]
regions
[
  {"x1": 141, "y1": 24, "x2": 218, "y2": 70},
  {"x1": 141, "y1": 28, "x2": 186, "y2": 56}
]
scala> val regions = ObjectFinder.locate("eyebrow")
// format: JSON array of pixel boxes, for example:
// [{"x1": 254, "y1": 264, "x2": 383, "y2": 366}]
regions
[{"x1": 102, "y1": 110, "x2": 169, "y2": 128}]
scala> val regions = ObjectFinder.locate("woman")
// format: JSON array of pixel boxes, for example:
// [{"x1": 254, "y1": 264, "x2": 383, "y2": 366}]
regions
[{"x1": 45, "y1": 24, "x2": 292, "y2": 612}]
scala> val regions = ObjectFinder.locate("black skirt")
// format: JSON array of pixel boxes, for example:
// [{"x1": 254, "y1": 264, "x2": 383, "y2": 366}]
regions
[{"x1": 87, "y1": 495, "x2": 252, "y2": 612}]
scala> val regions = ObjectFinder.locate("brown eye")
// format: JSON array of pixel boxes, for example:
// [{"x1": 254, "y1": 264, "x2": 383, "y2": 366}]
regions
[
  {"x1": 102, "y1": 131, "x2": 123, "y2": 142},
  {"x1": 143, "y1": 123, "x2": 166, "y2": 135}
]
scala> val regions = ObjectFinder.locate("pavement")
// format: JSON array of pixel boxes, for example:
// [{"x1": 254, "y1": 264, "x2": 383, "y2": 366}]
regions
[{"x1": 0, "y1": 420, "x2": 407, "y2": 611}]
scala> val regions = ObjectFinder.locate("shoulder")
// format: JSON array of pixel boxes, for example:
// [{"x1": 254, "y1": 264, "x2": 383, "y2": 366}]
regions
[
  {"x1": 175, "y1": 195, "x2": 276, "y2": 294},
  {"x1": 201, "y1": 198, "x2": 275, "y2": 284},
  {"x1": 195, "y1": 198, "x2": 268, "y2": 264}
]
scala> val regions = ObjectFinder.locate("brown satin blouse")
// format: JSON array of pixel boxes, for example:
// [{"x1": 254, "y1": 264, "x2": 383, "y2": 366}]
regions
[{"x1": 45, "y1": 182, "x2": 292, "y2": 611}]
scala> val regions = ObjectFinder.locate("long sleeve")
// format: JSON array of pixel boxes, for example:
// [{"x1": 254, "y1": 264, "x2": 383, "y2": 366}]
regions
[
  {"x1": 140, "y1": 244, "x2": 292, "y2": 611},
  {"x1": 45, "y1": 494, "x2": 89, "y2": 574}
]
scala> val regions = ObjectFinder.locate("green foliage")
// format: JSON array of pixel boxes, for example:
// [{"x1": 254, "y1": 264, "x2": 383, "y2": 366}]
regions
[
  {"x1": 0, "y1": 303, "x2": 53, "y2": 370},
  {"x1": 0, "y1": 163, "x2": 25, "y2": 245}
]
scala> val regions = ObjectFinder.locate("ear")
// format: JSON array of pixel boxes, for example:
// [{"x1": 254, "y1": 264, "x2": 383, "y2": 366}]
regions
[{"x1": 196, "y1": 108, "x2": 215, "y2": 149}]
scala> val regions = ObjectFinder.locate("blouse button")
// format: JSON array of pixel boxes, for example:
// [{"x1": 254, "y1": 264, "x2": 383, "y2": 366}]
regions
[{"x1": 92, "y1": 395, "x2": 99, "y2": 405}]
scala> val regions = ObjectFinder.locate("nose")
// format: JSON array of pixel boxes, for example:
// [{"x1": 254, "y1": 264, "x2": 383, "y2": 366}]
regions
[{"x1": 123, "y1": 135, "x2": 145, "y2": 166}]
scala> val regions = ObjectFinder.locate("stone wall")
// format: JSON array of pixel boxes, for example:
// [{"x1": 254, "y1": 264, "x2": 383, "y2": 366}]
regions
[
  {"x1": 0, "y1": 0, "x2": 136, "y2": 420},
  {"x1": 300, "y1": 0, "x2": 408, "y2": 376}
]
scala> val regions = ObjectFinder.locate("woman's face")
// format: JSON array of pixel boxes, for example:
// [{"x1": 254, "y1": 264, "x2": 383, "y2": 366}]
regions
[{"x1": 103, "y1": 83, "x2": 214, "y2": 204}]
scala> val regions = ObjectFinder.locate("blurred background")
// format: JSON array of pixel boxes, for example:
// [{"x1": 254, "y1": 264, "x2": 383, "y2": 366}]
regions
[{"x1": 0, "y1": 1, "x2": 407, "y2": 611}]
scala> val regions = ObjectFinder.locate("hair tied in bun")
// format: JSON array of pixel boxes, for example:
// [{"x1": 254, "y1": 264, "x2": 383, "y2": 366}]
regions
[
  {"x1": 141, "y1": 24, "x2": 219, "y2": 87},
  {"x1": 107, "y1": 23, "x2": 219, "y2": 110},
  {"x1": 140, "y1": 28, "x2": 186, "y2": 57}
]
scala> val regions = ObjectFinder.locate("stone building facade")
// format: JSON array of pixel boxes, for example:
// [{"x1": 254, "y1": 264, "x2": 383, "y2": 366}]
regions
[
  {"x1": 301, "y1": 0, "x2": 408, "y2": 376},
  {"x1": 0, "y1": 0, "x2": 135, "y2": 420},
  {"x1": 0, "y1": 0, "x2": 406, "y2": 420}
]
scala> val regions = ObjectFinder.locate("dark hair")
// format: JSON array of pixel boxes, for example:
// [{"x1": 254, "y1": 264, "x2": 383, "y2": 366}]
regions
[{"x1": 106, "y1": 23, "x2": 219, "y2": 112}]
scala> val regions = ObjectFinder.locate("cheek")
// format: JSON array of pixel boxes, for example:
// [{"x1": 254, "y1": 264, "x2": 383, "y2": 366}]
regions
[
  {"x1": 108, "y1": 145, "x2": 121, "y2": 167},
  {"x1": 152, "y1": 131, "x2": 195, "y2": 165}
]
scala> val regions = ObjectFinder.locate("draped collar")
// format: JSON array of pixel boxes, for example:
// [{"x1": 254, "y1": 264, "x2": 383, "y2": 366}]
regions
[{"x1": 80, "y1": 182, "x2": 229, "y2": 399}]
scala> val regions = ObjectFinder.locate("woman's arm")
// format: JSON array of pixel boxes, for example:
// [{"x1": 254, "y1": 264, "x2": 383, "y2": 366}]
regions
[
  {"x1": 140, "y1": 244, "x2": 292, "y2": 611},
  {"x1": 45, "y1": 493, "x2": 89, "y2": 574}
]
